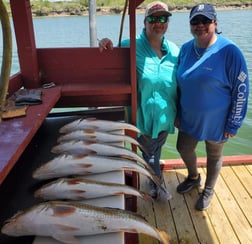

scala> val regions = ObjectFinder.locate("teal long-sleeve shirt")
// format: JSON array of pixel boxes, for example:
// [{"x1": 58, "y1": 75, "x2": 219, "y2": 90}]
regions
[{"x1": 121, "y1": 29, "x2": 179, "y2": 139}]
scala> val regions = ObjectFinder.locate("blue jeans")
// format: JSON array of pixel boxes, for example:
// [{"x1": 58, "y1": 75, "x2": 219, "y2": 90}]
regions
[
  {"x1": 176, "y1": 131, "x2": 225, "y2": 190},
  {"x1": 137, "y1": 131, "x2": 168, "y2": 179}
]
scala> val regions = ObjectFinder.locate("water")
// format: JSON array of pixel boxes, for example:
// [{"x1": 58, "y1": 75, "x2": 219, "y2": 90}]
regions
[{"x1": 1, "y1": 10, "x2": 252, "y2": 158}]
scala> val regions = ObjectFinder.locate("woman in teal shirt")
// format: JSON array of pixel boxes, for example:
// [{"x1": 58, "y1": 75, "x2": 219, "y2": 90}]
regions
[{"x1": 99, "y1": 1, "x2": 179, "y2": 199}]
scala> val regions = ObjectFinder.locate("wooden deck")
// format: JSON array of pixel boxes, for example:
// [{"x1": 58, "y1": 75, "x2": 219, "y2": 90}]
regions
[{"x1": 137, "y1": 164, "x2": 252, "y2": 244}]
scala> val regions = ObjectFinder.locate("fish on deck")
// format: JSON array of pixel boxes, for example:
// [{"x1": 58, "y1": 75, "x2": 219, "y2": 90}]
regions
[
  {"x1": 34, "y1": 177, "x2": 152, "y2": 201},
  {"x1": 32, "y1": 154, "x2": 159, "y2": 183},
  {"x1": 51, "y1": 141, "x2": 147, "y2": 167},
  {"x1": 59, "y1": 117, "x2": 140, "y2": 134},
  {"x1": 57, "y1": 129, "x2": 140, "y2": 147},
  {"x1": 1, "y1": 201, "x2": 170, "y2": 244},
  {"x1": 32, "y1": 154, "x2": 172, "y2": 201}
]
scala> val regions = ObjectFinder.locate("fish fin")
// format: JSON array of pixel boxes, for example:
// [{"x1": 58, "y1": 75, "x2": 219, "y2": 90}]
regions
[
  {"x1": 55, "y1": 224, "x2": 80, "y2": 231},
  {"x1": 53, "y1": 233, "x2": 81, "y2": 244},
  {"x1": 158, "y1": 230, "x2": 171, "y2": 244},
  {"x1": 149, "y1": 173, "x2": 161, "y2": 186}
]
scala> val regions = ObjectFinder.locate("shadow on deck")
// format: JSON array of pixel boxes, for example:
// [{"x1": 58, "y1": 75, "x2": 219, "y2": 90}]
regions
[{"x1": 137, "y1": 164, "x2": 252, "y2": 243}]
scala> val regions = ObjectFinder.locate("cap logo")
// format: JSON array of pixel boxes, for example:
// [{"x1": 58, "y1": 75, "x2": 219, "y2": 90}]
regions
[
  {"x1": 151, "y1": 4, "x2": 164, "y2": 10},
  {"x1": 197, "y1": 4, "x2": 205, "y2": 11}
]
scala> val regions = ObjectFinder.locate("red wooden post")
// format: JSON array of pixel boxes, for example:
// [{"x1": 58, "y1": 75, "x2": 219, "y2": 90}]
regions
[{"x1": 10, "y1": 0, "x2": 40, "y2": 88}]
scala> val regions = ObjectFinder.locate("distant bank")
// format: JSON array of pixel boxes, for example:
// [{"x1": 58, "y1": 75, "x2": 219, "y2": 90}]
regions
[{"x1": 31, "y1": 3, "x2": 252, "y2": 17}]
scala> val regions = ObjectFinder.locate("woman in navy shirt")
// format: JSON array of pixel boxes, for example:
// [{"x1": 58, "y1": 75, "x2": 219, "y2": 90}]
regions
[{"x1": 176, "y1": 3, "x2": 249, "y2": 210}]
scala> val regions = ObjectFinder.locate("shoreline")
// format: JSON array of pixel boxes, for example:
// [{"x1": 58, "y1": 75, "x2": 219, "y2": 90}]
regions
[{"x1": 32, "y1": 4, "x2": 252, "y2": 17}]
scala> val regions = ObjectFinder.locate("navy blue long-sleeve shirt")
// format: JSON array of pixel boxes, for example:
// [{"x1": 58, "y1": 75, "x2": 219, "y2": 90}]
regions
[{"x1": 176, "y1": 35, "x2": 249, "y2": 141}]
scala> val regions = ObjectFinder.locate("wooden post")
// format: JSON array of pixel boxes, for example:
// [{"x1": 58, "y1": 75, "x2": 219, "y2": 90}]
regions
[
  {"x1": 10, "y1": 0, "x2": 40, "y2": 88},
  {"x1": 0, "y1": 0, "x2": 12, "y2": 121}
]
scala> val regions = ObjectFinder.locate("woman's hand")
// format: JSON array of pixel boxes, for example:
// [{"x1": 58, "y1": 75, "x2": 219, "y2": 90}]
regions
[
  {"x1": 98, "y1": 38, "x2": 113, "y2": 52},
  {"x1": 174, "y1": 117, "x2": 179, "y2": 128},
  {"x1": 224, "y1": 132, "x2": 236, "y2": 138}
]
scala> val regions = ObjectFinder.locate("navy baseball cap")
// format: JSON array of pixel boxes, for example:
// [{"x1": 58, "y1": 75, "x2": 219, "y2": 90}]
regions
[{"x1": 189, "y1": 3, "x2": 217, "y2": 20}]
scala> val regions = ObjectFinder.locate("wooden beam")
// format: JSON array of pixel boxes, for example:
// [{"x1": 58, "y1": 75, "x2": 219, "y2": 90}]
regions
[
  {"x1": 161, "y1": 155, "x2": 252, "y2": 170},
  {"x1": 10, "y1": 0, "x2": 40, "y2": 88},
  {"x1": 0, "y1": 86, "x2": 61, "y2": 185}
]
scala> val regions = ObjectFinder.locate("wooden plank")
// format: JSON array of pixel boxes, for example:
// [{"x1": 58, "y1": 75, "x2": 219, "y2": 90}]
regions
[
  {"x1": 171, "y1": 169, "x2": 199, "y2": 243},
  {"x1": 244, "y1": 164, "x2": 252, "y2": 196},
  {"x1": 222, "y1": 165, "x2": 252, "y2": 225},
  {"x1": 0, "y1": 86, "x2": 61, "y2": 184},
  {"x1": 61, "y1": 83, "x2": 132, "y2": 96},
  {"x1": 200, "y1": 167, "x2": 239, "y2": 244},
  {"x1": 162, "y1": 155, "x2": 252, "y2": 170},
  {"x1": 214, "y1": 166, "x2": 252, "y2": 243},
  {"x1": 138, "y1": 165, "x2": 252, "y2": 244},
  {"x1": 37, "y1": 48, "x2": 130, "y2": 85},
  {"x1": 137, "y1": 174, "x2": 158, "y2": 244},
  {"x1": 245, "y1": 164, "x2": 252, "y2": 175},
  {"x1": 180, "y1": 167, "x2": 219, "y2": 244},
  {"x1": 157, "y1": 171, "x2": 179, "y2": 243}
]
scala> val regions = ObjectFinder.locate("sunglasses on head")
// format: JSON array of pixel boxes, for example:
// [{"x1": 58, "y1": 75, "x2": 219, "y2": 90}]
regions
[
  {"x1": 190, "y1": 17, "x2": 214, "y2": 25},
  {"x1": 146, "y1": 15, "x2": 169, "y2": 24}
]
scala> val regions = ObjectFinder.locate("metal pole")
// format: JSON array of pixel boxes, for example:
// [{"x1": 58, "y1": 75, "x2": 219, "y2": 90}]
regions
[{"x1": 89, "y1": 0, "x2": 97, "y2": 47}]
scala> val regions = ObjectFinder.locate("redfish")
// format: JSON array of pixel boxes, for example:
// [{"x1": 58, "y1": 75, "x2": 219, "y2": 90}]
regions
[
  {"x1": 32, "y1": 154, "x2": 172, "y2": 201},
  {"x1": 57, "y1": 129, "x2": 140, "y2": 146},
  {"x1": 34, "y1": 177, "x2": 152, "y2": 201},
  {"x1": 1, "y1": 201, "x2": 170, "y2": 244},
  {"x1": 32, "y1": 154, "x2": 159, "y2": 183},
  {"x1": 51, "y1": 141, "x2": 146, "y2": 166},
  {"x1": 59, "y1": 117, "x2": 140, "y2": 134}
]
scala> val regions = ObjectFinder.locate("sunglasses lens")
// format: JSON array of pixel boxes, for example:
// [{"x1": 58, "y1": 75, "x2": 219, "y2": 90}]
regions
[
  {"x1": 190, "y1": 17, "x2": 213, "y2": 25},
  {"x1": 159, "y1": 16, "x2": 168, "y2": 23},
  {"x1": 147, "y1": 16, "x2": 156, "y2": 23},
  {"x1": 147, "y1": 15, "x2": 168, "y2": 24}
]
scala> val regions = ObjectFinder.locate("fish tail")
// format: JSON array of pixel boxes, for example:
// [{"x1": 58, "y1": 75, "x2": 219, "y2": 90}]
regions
[
  {"x1": 158, "y1": 230, "x2": 171, "y2": 244},
  {"x1": 151, "y1": 174, "x2": 161, "y2": 186},
  {"x1": 141, "y1": 192, "x2": 153, "y2": 201}
]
